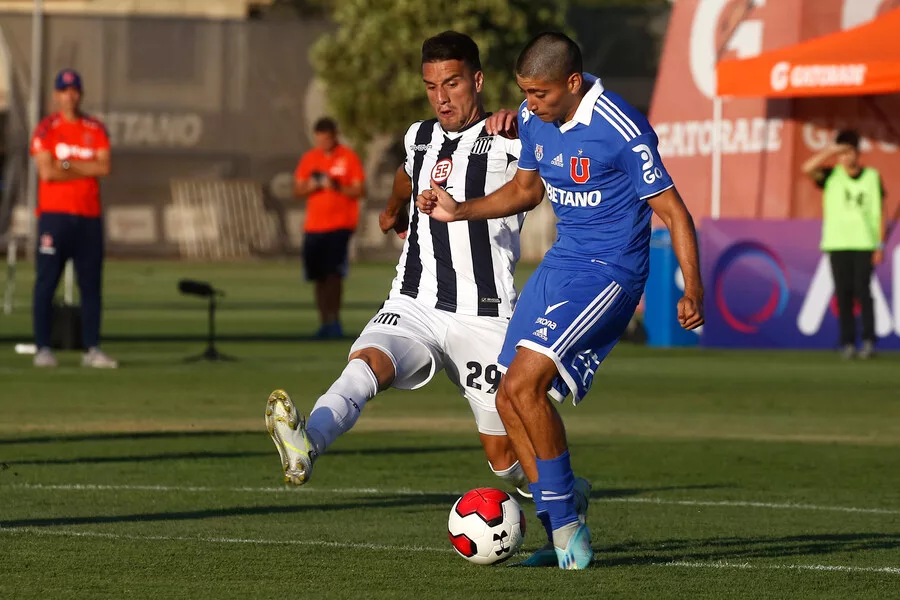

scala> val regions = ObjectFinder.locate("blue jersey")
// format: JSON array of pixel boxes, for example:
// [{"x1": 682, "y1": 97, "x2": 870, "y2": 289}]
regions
[{"x1": 517, "y1": 74, "x2": 673, "y2": 297}]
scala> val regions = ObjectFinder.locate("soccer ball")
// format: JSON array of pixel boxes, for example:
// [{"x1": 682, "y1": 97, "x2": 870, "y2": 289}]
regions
[{"x1": 447, "y1": 488, "x2": 526, "y2": 565}]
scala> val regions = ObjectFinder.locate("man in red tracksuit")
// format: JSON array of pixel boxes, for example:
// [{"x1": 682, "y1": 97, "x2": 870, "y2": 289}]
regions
[{"x1": 30, "y1": 69, "x2": 117, "y2": 368}]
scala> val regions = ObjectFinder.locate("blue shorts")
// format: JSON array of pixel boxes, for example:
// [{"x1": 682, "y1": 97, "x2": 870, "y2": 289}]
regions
[{"x1": 498, "y1": 264, "x2": 638, "y2": 404}]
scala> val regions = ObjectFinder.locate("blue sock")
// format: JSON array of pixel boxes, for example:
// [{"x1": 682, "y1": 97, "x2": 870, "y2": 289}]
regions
[
  {"x1": 528, "y1": 482, "x2": 553, "y2": 544},
  {"x1": 535, "y1": 450, "x2": 579, "y2": 531}
]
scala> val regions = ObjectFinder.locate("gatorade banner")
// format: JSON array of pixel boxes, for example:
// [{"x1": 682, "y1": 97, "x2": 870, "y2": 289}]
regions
[
  {"x1": 700, "y1": 219, "x2": 900, "y2": 349},
  {"x1": 650, "y1": 0, "x2": 900, "y2": 224}
]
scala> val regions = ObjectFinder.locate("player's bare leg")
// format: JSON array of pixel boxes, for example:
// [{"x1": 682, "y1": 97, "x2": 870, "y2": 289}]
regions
[
  {"x1": 499, "y1": 348, "x2": 593, "y2": 569},
  {"x1": 496, "y1": 387, "x2": 541, "y2": 483},
  {"x1": 480, "y1": 433, "x2": 530, "y2": 498}
]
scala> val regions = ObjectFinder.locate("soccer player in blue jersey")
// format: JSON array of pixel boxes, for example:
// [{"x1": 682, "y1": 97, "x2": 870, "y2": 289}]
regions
[{"x1": 418, "y1": 32, "x2": 704, "y2": 570}]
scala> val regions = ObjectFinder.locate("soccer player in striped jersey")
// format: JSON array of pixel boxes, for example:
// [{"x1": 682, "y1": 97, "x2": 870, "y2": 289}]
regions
[
  {"x1": 419, "y1": 33, "x2": 704, "y2": 569},
  {"x1": 265, "y1": 32, "x2": 591, "y2": 512}
]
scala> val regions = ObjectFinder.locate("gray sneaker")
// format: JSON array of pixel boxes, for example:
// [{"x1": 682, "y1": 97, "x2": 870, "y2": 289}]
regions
[
  {"x1": 33, "y1": 347, "x2": 58, "y2": 368},
  {"x1": 841, "y1": 344, "x2": 856, "y2": 360},
  {"x1": 82, "y1": 348, "x2": 119, "y2": 369},
  {"x1": 859, "y1": 340, "x2": 875, "y2": 360}
]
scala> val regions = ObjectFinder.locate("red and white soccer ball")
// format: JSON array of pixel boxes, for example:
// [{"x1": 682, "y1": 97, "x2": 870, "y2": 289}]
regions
[{"x1": 447, "y1": 488, "x2": 526, "y2": 565}]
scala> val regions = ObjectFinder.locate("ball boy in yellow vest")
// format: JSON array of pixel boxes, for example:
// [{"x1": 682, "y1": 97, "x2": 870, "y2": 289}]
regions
[{"x1": 802, "y1": 130, "x2": 886, "y2": 359}]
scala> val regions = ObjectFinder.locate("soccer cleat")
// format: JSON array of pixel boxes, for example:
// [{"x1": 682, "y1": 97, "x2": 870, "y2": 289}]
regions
[
  {"x1": 315, "y1": 322, "x2": 344, "y2": 340},
  {"x1": 33, "y1": 347, "x2": 58, "y2": 368},
  {"x1": 513, "y1": 477, "x2": 592, "y2": 567},
  {"x1": 554, "y1": 522, "x2": 593, "y2": 570},
  {"x1": 265, "y1": 389, "x2": 315, "y2": 485},
  {"x1": 859, "y1": 340, "x2": 875, "y2": 360},
  {"x1": 515, "y1": 542, "x2": 558, "y2": 567},
  {"x1": 841, "y1": 344, "x2": 856, "y2": 360},
  {"x1": 81, "y1": 348, "x2": 118, "y2": 369}
]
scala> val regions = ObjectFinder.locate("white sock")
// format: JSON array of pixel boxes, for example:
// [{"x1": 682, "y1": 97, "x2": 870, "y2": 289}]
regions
[
  {"x1": 306, "y1": 359, "x2": 379, "y2": 454},
  {"x1": 552, "y1": 521, "x2": 580, "y2": 551},
  {"x1": 490, "y1": 460, "x2": 530, "y2": 496}
]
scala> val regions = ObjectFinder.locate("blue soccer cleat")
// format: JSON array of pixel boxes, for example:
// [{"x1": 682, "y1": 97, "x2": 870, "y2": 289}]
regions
[
  {"x1": 554, "y1": 522, "x2": 593, "y2": 570},
  {"x1": 513, "y1": 477, "x2": 592, "y2": 567}
]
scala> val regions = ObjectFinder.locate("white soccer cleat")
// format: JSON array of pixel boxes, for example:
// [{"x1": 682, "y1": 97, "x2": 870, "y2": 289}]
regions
[
  {"x1": 33, "y1": 347, "x2": 58, "y2": 368},
  {"x1": 265, "y1": 389, "x2": 315, "y2": 486},
  {"x1": 82, "y1": 348, "x2": 118, "y2": 369}
]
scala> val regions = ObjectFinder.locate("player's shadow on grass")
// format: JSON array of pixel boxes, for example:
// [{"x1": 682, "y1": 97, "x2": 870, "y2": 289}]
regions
[
  {"x1": 3, "y1": 445, "x2": 484, "y2": 466},
  {"x1": 0, "y1": 495, "x2": 460, "y2": 529},
  {"x1": 0, "y1": 430, "x2": 263, "y2": 446},
  {"x1": 593, "y1": 532, "x2": 900, "y2": 567},
  {"x1": 0, "y1": 332, "x2": 363, "y2": 344},
  {"x1": 590, "y1": 484, "x2": 728, "y2": 499},
  {"x1": 5, "y1": 450, "x2": 274, "y2": 466}
]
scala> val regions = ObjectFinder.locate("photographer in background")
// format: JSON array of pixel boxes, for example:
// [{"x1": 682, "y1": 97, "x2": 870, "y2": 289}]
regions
[
  {"x1": 294, "y1": 118, "x2": 366, "y2": 339},
  {"x1": 802, "y1": 129, "x2": 886, "y2": 360}
]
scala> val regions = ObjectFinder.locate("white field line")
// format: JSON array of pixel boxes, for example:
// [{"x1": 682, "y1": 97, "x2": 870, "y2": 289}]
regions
[
  {"x1": 5, "y1": 483, "x2": 900, "y2": 516},
  {"x1": 599, "y1": 496, "x2": 900, "y2": 516},
  {"x1": 659, "y1": 560, "x2": 900, "y2": 576},
  {"x1": 0, "y1": 528, "x2": 897, "y2": 576},
  {"x1": 0, "y1": 527, "x2": 451, "y2": 553}
]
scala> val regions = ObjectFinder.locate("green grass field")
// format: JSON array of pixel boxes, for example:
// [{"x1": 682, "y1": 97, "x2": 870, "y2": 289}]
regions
[{"x1": 1, "y1": 261, "x2": 898, "y2": 599}]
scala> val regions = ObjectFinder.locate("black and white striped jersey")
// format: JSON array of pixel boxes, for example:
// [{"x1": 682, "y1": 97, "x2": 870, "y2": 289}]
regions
[{"x1": 389, "y1": 117, "x2": 524, "y2": 318}]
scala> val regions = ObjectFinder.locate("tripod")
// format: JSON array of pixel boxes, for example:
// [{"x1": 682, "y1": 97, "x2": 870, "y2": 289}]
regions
[{"x1": 179, "y1": 279, "x2": 236, "y2": 362}]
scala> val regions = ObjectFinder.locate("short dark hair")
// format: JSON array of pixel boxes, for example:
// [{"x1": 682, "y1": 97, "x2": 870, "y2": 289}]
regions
[
  {"x1": 515, "y1": 32, "x2": 582, "y2": 82},
  {"x1": 421, "y1": 31, "x2": 482, "y2": 72},
  {"x1": 835, "y1": 129, "x2": 860, "y2": 150},
  {"x1": 313, "y1": 117, "x2": 337, "y2": 134}
]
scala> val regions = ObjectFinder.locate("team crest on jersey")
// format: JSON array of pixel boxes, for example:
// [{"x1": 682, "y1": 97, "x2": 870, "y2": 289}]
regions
[
  {"x1": 472, "y1": 136, "x2": 493, "y2": 155},
  {"x1": 570, "y1": 157, "x2": 590, "y2": 184},
  {"x1": 431, "y1": 158, "x2": 453, "y2": 183},
  {"x1": 534, "y1": 144, "x2": 544, "y2": 161}
]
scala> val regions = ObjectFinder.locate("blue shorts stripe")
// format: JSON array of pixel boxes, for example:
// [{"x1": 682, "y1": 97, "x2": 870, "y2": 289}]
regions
[
  {"x1": 550, "y1": 281, "x2": 617, "y2": 353},
  {"x1": 555, "y1": 284, "x2": 622, "y2": 357}
]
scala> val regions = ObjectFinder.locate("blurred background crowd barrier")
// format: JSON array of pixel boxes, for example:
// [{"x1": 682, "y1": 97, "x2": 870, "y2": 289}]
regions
[{"x1": 0, "y1": 4, "x2": 669, "y2": 262}]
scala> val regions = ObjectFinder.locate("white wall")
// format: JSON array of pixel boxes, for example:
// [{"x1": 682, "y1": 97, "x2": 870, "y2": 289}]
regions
[{"x1": 0, "y1": 0, "x2": 268, "y2": 19}]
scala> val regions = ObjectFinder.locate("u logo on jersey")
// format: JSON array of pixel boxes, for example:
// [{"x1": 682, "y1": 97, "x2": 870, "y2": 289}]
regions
[{"x1": 569, "y1": 157, "x2": 590, "y2": 184}]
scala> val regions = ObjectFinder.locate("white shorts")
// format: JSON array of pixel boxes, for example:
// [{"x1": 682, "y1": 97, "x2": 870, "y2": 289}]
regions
[{"x1": 350, "y1": 294, "x2": 509, "y2": 436}]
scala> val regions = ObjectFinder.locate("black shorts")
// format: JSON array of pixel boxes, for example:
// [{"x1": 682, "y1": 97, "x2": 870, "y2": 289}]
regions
[{"x1": 302, "y1": 229, "x2": 353, "y2": 281}]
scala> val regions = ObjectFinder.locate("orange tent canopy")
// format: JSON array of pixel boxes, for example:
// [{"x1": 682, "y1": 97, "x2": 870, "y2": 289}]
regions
[{"x1": 717, "y1": 8, "x2": 900, "y2": 98}]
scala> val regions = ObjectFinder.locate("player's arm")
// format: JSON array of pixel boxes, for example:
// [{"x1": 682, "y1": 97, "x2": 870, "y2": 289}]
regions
[
  {"x1": 648, "y1": 187, "x2": 704, "y2": 330},
  {"x1": 338, "y1": 179, "x2": 365, "y2": 199},
  {"x1": 801, "y1": 144, "x2": 848, "y2": 183},
  {"x1": 874, "y1": 173, "x2": 887, "y2": 266},
  {"x1": 420, "y1": 103, "x2": 541, "y2": 221},
  {"x1": 64, "y1": 148, "x2": 111, "y2": 178},
  {"x1": 380, "y1": 164, "x2": 412, "y2": 239},
  {"x1": 485, "y1": 108, "x2": 519, "y2": 139},
  {"x1": 293, "y1": 176, "x2": 320, "y2": 198},
  {"x1": 33, "y1": 151, "x2": 82, "y2": 182},
  {"x1": 337, "y1": 153, "x2": 366, "y2": 199},
  {"x1": 417, "y1": 168, "x2": 544, "y2": 222}
]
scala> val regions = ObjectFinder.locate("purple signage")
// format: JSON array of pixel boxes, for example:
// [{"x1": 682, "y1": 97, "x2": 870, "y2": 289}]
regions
[{"x1": 700, "y1": 219, "x2": 899, "y2": 349}]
